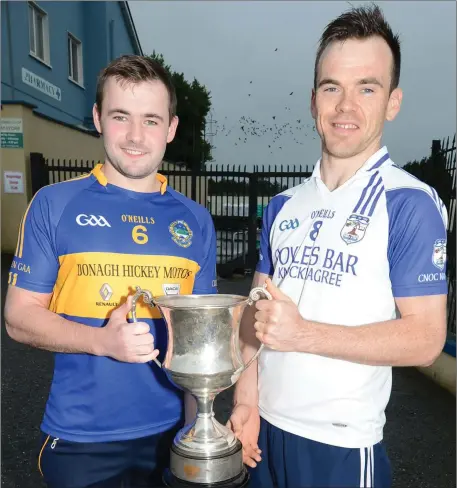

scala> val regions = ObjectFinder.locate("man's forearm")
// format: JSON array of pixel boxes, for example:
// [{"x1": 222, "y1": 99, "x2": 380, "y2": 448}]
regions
[
  {"x1": 5, "y1": 304, "x2": 103, "y2": 355},
  {"x1": 302, "y1": 316, "x2": 445, "y2": 367},
  {"x1": 233, "y1": 298, "x2": 261, "y2": 408},
  {"x1": 233, "y1": 342, "x2": 259, "y2": 407}
]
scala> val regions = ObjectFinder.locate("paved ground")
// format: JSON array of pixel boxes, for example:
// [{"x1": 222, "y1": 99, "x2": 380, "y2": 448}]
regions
[{"x1": 1, "y1": 254, "x2": 455, "y2": 487}]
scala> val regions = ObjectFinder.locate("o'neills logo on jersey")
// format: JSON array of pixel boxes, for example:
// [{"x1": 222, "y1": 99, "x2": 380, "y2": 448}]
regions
[
  {"x1": 340, "y1": 214, "x2": 370, "y2": 245},
  {"x1": 121, "y1": 215, "x2": 155, "y2": 225},
  {"x1": 432, "y1": 238, "x2": 447, "y2": 270}
]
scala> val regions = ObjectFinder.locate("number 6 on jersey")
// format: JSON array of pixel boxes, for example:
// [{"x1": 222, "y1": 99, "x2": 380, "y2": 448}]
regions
[{"x1": 132, "y1": 225, "x2": 148, "y2": 244}]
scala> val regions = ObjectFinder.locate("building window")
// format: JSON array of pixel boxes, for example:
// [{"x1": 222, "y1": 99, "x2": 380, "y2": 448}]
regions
[
  {"x1": 68, "y1": 33, "x2": 84, "y2": 86},
  {"x1": 28, "y1": 2, "x2": 50, "y2": 65}
]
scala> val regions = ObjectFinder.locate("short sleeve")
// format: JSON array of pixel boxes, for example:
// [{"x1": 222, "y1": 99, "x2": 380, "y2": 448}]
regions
[
  {"x1": 256, "y1": 195, "x2": 290, "y2": 276},
  {"x1": 386, "y1": 188, "x2": 448, "y2": 297},
  {"x1": 192, "y1": 211, "x2": 218, "y2": 294},
  {"x1": 8, "y1": 190, "x2": 59, "y2": 293}
]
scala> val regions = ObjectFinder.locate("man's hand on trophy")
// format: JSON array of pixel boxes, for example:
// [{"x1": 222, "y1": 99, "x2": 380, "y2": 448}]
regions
[
  {"x1": 101, "y1": 296, "x2": 160, "y2": 363},
  {"x1": 227, "y1": 404, "x2": 262, "y2": 468},
  {"x1": 254, "y1": 278, "x2": 309, "y2": 352}
]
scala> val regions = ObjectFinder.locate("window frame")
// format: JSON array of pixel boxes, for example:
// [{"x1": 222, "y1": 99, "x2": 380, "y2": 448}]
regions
[
  {"x1": 28, "y1": 1, "x2": 51, "y2": 67},
  {"x1": 67, "y1": 32, "x2": 84, "y2": 88}
]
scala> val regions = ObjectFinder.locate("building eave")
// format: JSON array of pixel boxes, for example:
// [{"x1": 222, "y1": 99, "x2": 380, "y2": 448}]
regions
[{"x1": 119, "y1": 1, "x2": 143, "y2": 55}]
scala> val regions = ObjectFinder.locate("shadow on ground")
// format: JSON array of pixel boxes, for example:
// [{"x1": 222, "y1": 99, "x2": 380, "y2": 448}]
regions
[{"x1": 1, "y1": 255, "x2": 455, "y2": 487}]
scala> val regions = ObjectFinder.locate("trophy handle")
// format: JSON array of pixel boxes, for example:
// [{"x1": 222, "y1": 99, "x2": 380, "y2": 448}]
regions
[
  {"x1": 241, "y1": 285, "x2": 273, "y2": 371},
  {"x1": 131, "y1": 286, "x2": 162, "y2": 368}
]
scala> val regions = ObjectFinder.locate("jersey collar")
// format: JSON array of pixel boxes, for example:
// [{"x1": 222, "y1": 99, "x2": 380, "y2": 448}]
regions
[
  {"x1": 311, "y1": 146, "x2": 391, "y2": 180},
  {"x1": 91, "y1": 164, "x2": 168, "y2": 195}
]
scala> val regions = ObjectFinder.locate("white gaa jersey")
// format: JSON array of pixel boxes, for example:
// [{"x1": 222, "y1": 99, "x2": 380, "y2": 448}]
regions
[{"x1": 256, "y1": 146, "x2": 448, "y2": 448}]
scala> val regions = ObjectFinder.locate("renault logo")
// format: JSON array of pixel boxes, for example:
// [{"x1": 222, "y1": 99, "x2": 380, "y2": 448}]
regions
[{"x1": 99, "y1": 283, "x2": 113, "y2": 301}]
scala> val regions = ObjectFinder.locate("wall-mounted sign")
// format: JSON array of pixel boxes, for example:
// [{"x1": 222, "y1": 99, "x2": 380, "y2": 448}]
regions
[
  {"x1": 22, "y1": 67, "x2": 61, "y2": 102},
  {"x1": 4, "y1": 171, "x2": 24, "y2": 194},
  {"x1": 1, "y1": 118, "x2": 24, "y2": 148}
]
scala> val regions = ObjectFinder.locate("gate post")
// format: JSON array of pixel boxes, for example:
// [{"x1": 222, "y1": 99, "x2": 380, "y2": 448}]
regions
[
  {"x1": 191, "y1": 170, "x2": 197, "y2": 202},
  {"x1": 247, "y1": 173, "x2": 259, "y2": 273},
  {"x1": 30, "y1": 152, "x2": 48, "y2": 196}
]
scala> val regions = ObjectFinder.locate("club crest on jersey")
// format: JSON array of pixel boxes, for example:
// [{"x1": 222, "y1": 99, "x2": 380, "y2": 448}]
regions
[
  {"x1": 432, "y1": 238, "x2": 447, "y2": 270},
  {"x1": 169, "y1": 220, "x2": 193, "y2": 248},
  {"x1": 340, "y1": 214, "x2": 370, "y2": 245}
]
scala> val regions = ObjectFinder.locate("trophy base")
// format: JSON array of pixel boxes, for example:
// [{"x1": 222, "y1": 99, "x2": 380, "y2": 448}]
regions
[
  {"x1": 163, "y1": 466, "x2": 249, "y2": 488},
  {"x1": 165, "y1": 440, "x2": 247, "y2": 486}
]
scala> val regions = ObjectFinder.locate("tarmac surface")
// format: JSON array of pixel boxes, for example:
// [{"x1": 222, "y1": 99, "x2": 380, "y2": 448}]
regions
[{"x1": 1, "y1": 254, "x2": 455, "y2": 487}]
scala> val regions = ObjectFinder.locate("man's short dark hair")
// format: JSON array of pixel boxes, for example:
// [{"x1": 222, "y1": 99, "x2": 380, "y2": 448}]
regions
[
  {"x1": 95, "y1": 55, "x2": 177, "y2": 122},
  {"x1": 314, "y1": 4, "x2": 401, "y2": 93}
]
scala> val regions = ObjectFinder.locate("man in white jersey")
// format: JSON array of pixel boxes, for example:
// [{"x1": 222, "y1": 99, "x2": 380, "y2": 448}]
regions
[{"x1": 228, "y1": 5, "x2": 448, "y2": 488}]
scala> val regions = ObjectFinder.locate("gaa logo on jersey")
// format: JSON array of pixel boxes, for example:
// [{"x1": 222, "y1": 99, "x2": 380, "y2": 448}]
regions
[
  {"x1": 340, "y1": 214, "x2": 370, "y2": 245},
  {"x1": 432, "y1": 238, "x2": 447, "y2": 270},
  {"x1": 279, "y1": 218, "x2": 299, "y2": 231},
  {"x1": 169, "y1": 220, "x2": 193, "y2": 248}
]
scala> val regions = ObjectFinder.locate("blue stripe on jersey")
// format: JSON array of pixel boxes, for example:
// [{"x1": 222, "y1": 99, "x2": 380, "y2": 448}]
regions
[
  {"x1": 353, "y1": 172, "x2": 378, "y2": 214},
  {"x1": 368, "y1": 184, "x2": 385, "y2": 217},
  {"x1": 368, "y1": 152, "x2": 390, "y2": 170},
  {"x1": 359, "y1": 175, "x2": 383, "y2": 216}
]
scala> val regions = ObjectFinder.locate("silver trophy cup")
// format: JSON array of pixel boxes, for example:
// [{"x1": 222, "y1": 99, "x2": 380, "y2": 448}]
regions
[{"x1": 131, "y1": 286, "x2": 272, "y2": 486}]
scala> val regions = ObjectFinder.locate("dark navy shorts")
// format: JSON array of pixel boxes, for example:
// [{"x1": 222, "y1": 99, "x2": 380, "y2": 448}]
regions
[
  {"x1": 248, "y1": 417, "x2": 392, "y2": 488},
  {"x1": 37, "y1": 427, "x2": 179, "y2": 488}
]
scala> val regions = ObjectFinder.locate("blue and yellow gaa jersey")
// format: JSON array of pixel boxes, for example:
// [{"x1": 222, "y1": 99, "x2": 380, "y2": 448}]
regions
[{"x1": 9, "y1": 164, "x2": 217, "y2": 442}]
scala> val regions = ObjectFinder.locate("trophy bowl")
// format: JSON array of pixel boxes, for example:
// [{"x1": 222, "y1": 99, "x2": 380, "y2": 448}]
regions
[{"x1": 131, "y1": 287, "x2": 272, "y2": 487}]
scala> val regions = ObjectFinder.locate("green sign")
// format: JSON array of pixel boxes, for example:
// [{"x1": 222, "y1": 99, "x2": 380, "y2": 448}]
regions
[
  {"x1": 1, "y1": 118, "x2": 24, "y2": 149},
  {"x1": 1, "y1": 132, "x2": 23, "y2": 148}
]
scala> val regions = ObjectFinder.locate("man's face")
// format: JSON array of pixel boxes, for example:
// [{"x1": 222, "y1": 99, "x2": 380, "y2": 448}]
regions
[
  {"x1": 311, "y1": 36, "x2": 402, "y2": 159},
  {"x1": 93, "y1": 78, "x2": 178, "y2": 179}
]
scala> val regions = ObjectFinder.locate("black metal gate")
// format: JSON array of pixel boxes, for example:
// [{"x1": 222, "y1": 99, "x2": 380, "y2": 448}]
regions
[{"x1": 30, "y1": 153, "x2": 98, "y2": 194}]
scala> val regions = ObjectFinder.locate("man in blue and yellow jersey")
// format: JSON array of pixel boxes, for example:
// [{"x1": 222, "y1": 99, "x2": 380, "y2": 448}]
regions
[{"x1": 4, "y1": 55, "x2": 217, "y2": 488}]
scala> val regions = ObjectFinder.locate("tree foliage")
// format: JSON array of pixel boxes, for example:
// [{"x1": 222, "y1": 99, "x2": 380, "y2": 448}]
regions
[
  {"x1": 403, "y1": 149, "x2": 452, "y2": 210},
  {"x1": 148, "y1": 51, "x2": 213, "y2": 169}
]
